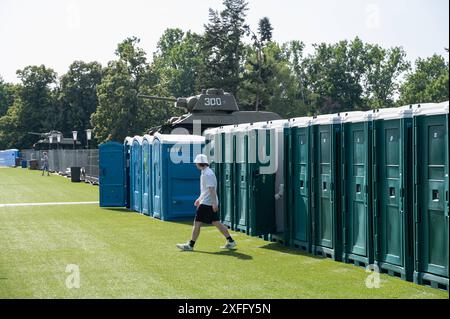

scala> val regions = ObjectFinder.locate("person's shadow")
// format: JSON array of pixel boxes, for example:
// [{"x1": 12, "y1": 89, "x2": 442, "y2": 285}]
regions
[{"x1": 191, "y1": 250, "x2": 253, "y2": 260}]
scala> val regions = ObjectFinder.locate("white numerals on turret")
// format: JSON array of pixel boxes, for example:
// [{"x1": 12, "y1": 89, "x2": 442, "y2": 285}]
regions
[{"x1": 205, "y1": 98, "x2": 222, "y2": 106}]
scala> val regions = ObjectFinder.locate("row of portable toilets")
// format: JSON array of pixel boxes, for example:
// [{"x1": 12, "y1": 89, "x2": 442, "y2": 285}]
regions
[
  {"x1": 99, "y1": 101, "x2": 448, "y2": 291},
  {"x1": 203, "y1": 101, "x2": 449, "y2": 291},
  {"x1": 99, "y1": 133, "x2": 205, "y2": 221}
]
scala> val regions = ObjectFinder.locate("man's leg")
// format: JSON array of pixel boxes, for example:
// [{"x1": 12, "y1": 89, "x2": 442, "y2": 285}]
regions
[
  {"x1": 212, "y1": 221, "x2": 236, "y2": 249},
  {"x1": 212, "y1": 221, "x2": 231, "y2": 238},
  {"x1": 177, "y1": 221, "x2": 202, "y2": 251},
  {"x1": 191, "y1": 221, "x2": 202, "y2": 244}
]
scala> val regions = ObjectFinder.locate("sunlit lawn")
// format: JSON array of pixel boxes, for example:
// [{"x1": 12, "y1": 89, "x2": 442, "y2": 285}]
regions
[{"x1": 0, "y1": 168, "x2": 447, "y2": 298}]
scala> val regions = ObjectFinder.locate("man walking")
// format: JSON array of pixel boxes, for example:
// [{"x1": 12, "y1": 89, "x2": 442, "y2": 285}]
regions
[
  {"x1": 41, "y1": 151, "x2": 50, "y2": 176},
  {"x1": 177, "y1": 154, "x2": 236, "y2": 251}
]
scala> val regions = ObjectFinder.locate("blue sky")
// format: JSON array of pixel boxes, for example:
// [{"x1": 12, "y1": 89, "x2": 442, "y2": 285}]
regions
[{"x1": 0, "y1": 0, "x2": 448, "y2": 83}]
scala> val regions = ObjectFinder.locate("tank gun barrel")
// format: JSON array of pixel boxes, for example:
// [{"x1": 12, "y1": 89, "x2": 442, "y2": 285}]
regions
[{"x1": 137, "y1": 94, "x2": 177, "y2": 103}]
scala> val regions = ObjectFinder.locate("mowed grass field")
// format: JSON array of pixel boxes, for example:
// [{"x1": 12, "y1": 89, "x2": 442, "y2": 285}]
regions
[{"x1": 0, "y1": 167, "x2": 447, "y2": 299}]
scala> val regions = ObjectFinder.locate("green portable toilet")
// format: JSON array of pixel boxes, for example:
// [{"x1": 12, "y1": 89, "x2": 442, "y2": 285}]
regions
[
  {"x1": 340, "y1": 111, "x2": 373, "y2": 267},
  {"x1": 287, "y1": 116, "x2": 313, "y2": 252},
  {"x1": 311, "y1": 113, "x2": 342, "y2": 260},
  {"x1": 412, "y1": 101, "x2": 449, "y2": 290},
  {"x1": 203, "y1": 127, "x2": 222, "y2": 172},
  {"x1": 219, "y1": 125, "x2": 236, "y2": 229},
  {"x1": 263, "y1": 119, "x2": 293, "y2": 246},
  {"x1": 203, "y1": 127, "x2": 222, "y2": 203},
  {"x1": 233, "y1": 123, "x2": 252, "y2": 234},
  {"x1": 372, "y1": 105, "x2": 414, "y2": 281},
  {"x1": 246, "y1": 122, "x2": 276, "y2": 237}
]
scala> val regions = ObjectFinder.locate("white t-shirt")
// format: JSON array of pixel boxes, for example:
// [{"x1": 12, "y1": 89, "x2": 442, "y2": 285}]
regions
[{"x1": 199, "y1": 167, "x2": 219, "y2": 206}]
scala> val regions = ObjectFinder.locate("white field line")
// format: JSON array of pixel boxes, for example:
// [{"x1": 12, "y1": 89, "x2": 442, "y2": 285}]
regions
[{"x1": 0, "y1": 201, "x2": 99, "y2": 208}]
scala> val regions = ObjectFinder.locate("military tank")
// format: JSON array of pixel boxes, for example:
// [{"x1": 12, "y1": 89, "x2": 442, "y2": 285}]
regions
[{"x1": 138, "y1": 88, "x2": 281, "y2": 134}]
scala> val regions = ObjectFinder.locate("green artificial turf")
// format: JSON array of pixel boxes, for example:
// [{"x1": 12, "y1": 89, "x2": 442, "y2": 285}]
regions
[{"x1": 0, "y1": 167, "x2": 447, "y2": 298}]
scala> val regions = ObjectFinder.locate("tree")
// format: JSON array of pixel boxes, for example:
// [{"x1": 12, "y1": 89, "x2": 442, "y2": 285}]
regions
[
  {"x1": 91, "y1": 38, "x2": 146, "y2": 143},
  {"x1": 238, "y1": 41, "x2": 306, "y2": 118},
  {"x1": 284, "y1": 40, "x2": 309, "y2": 114},
  {"x1": 258, "y1": 17, "x2": 273, "y2": 43},
  {"x1": 58, "y1": 61, "x2": 103, "y2": 145},
  {"x1": 152, "y1": 29, "x2": 203, "y2": 98},
  {"x1": 363, "y1": 45, "x2": 410, "y2": 108},
  {"x1": 198, "y1": 0, "x2": 250, "y2": 95},
  {"x1": 238, "y1": 17, "x2": 277, "y2": 111},
  {"x1": 303, "y1": 38, "x2": 374, "y2": 114},
  {"x1": 264, "y1": 43, "x2": 305, "y2": 118},
  {"x1": 91, "y1": 37, "x2": 180, "y2": 143},
  {"x1": 398, "y1": 54, "x2": 449, "y2": 104},
  {"x1": 0, "y1": 77, "x2": 16, "y2": 117},
  {"x1": 0, "y1": 101, "x2": 20, "y2": 149},
  {"x1": 0, "y1": 65, "x2": 58, "y2": 149},
  {"x1": 238, "y1": 43, "x2": 276, "y2": 111}
]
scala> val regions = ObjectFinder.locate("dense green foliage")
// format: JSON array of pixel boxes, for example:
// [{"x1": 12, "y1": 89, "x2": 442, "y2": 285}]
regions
[
  {"x1": 398, "y1": 54, "x2": 449, "y2": 105},
  {"x1": 0, "y1": 0, "x2": 448, "y2": 148},
  {"x1": 58, "y1": 61, "x2": 103, "y2": 146}
]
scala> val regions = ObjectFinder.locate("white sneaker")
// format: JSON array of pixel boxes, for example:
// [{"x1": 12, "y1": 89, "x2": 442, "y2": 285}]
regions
[
  {"x1": 221, "y1": 241, "x2": 237, "y2": 249},
  {"x1": 176, "y1": 242, "x2": 193, "y2": 251}
]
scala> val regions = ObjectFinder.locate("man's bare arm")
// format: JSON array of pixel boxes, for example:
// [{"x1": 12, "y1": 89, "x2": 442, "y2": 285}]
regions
[{"x1": 208, "y1": 187, "x2": 218, "y2": 210}]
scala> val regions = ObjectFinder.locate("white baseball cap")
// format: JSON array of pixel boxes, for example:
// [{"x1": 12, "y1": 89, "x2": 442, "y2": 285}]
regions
[{"x1": 194, "y1": 154, "x2": 209, "y2": 164}]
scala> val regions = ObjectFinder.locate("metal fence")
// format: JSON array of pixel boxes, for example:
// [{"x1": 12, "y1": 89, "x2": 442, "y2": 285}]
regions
[{"x1": 20, "y1": 149, "x2": 99, "y2": 184}]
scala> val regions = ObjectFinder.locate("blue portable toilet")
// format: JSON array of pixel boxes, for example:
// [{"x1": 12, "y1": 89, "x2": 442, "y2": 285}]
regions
[
  {"x1": 99, "y1": 142, "x2": 127, "y2": 207},
  {"x1": 142, "y1": 135, "x2": 154, "y2": 216},
  {"x1": 0, "y1": 149, "x2": 19, "y2": 167},
  {"x1": 151, "y1": 133, "x2": 205, "y2": 221},
  {"x1": 124, "y1": 137, "x2": 133, "y2": 209},
  {"x1": 130, "y1": 136, "x2": 144, "y2": 213}
]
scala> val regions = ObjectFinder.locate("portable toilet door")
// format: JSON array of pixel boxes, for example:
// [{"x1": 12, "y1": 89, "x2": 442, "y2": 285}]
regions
[
  {"x1": 311, "y1": 113, "x2": 342, "y2": 261},
  {"x1": 131, "y1": 136, "x2": 144, "y2": 213},
  {"x1": 265, "y1": 119, "x2": 291, "y2": 245},
  {"x1": 124, "y1": 137, "x2": 133, "y2": 209},
  {"x1": 204, "y1": 127, "x2": 223, "y2": 216},
  {"x1": 340, "y1": 111, "x2": 373, "y2": 267},
  {"x1": 234, "y1": 124, "x2": 252, "y2": 234},
  {"x1": 152, "y1": 133, "x2": 205, "y2": 221},
  {"x1": 99, "y1": 141, "x2": 126, "y2": 207},
  {"x1": 152, "y1": 136, "x2": 162, "y2": 219},
  {"x1": 246, "y1": 123, "x2": 276, "y2": 237},
  {"x1": 412, "y1": 102, "x2": 449, "y2": 290},
  {"x1": 288, "y1": 117, "x2": 313, "y2": 252},
  {"x1": 203, "y1": 128, "x2": 222, "y2": 178},
  {"x1": 220, "y1": 125, "x2": 236, "y2": 229},
  {"x1": 372, "y1": 106, "x2": 414, "y2": 281},
  {"x1": 203, "y1": 127, "x2": 222, "y2": 190},
  {"x1": 167, "y1": 134, "x2": 204, "y2": 221},
  {"x1": 142, "y1": 135, "x2": 154, "y2": 216}
]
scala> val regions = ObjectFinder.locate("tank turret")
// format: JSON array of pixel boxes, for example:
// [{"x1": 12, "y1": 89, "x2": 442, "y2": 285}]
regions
[
  {"x1": 138, "y1": 88, "x2": 239, "y2": 113},
  {"x1": 138, "y1": 88, "x2": 281, "y2": 134}
]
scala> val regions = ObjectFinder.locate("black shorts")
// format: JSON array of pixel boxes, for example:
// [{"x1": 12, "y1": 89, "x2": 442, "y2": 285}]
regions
[{"x1": 195, "y1": 204, "x2": 220, "y2": 224}]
